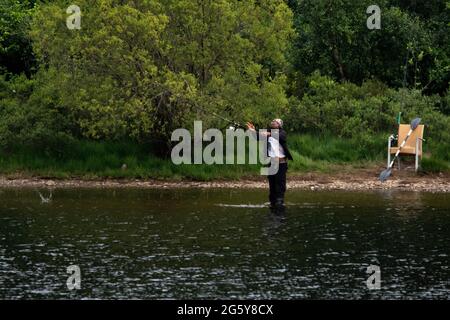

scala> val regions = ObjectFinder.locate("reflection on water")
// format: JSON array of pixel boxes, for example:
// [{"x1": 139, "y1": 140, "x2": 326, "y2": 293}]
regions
[{"x1": 0, "y1": 188, "x2": 449, "y2": 299}]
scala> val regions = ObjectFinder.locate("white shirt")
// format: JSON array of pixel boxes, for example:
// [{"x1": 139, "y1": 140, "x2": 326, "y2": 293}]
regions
[{"x1": 268, "y1": 136, "x2": 285, "y2": 158}]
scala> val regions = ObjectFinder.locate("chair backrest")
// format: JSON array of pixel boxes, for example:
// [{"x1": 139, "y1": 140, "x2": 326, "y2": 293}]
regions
[{"x1": 398, "y1": 124, "x2": 424, "y2": 147}]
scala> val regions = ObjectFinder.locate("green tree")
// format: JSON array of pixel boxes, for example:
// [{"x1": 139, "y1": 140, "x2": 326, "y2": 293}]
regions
[
  {"x1": 0, "y1": 71, "x2": 74, "y2": 154},
  {"x1": 288, "y1": 0, "x2": 447, "y2": 94},
  {"x1": 0, "y1": 0, "x2": 37, "y2": 75},
  {"x1": 29, "y1": 0, "x2": 294, "y2": 152}
]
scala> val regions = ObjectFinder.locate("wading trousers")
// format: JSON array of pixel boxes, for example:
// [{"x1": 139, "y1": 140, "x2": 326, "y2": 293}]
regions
[{"x1": 268, "y1": 162, "x2": 287, "y2": 206}]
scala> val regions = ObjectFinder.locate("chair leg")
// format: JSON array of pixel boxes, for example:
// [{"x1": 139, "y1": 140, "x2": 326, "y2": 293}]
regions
[
  {"x1": 387, "y1": 136, "x2": 392, "y2": 169},
  {"x1": 415, "y1": 138, "x2": 419, "y2": 172},
  {"x1": 398, "y1": 156, "x2": 401, "y2": 170},
  {"x1": 387, "y1": 151, "x2": 391, "y2": 169},
  {"x1": 415, "y1": 153, "x2": 419, "y2": 172}
]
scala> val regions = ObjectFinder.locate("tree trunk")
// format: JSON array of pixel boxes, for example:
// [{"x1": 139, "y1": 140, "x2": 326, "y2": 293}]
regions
[{"x1": 332, "y1": 46, "x2": 346, "y2": 82}]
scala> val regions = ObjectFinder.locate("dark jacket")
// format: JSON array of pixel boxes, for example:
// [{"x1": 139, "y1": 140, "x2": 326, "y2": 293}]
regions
[
  {"x1": 252, "y1": 128, "x2": 294, "y2": 161},
  {"x1": 276, "y1": 129, "x2": 294, "y2": 161}
]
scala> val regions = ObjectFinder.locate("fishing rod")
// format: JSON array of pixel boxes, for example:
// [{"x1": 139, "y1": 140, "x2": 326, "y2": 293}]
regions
[
  {"x1": 183, "y1": 81, "x2": 245, "y2": 130},
  {"x1": 190, "y1": 100, "x2": 245, "y2": 130},
  {"x1": 209, "y1": 110, "x2": 244, "y2": 130}
]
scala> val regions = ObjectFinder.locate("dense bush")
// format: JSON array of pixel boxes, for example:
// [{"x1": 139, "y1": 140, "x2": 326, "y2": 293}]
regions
[
  {"x1": 287, "y1": 73, "x2": 449, "y2": 136},
  {"x1": 286, "y1": 73, "x2": 449, "y2": 165},
  {"x1": 0, "y1": 73, "x2": 75, "y2": 156},
  {"x1": 28, "y1": 0, "x2": 293, "y2": 146}
]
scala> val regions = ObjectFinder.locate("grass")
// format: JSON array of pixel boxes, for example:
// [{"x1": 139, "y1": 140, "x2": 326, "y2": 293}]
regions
[
  {"x1": 421, "y1": 157, "x2": 449, "y2": 172},
  {"x1": 0, "y1": 134, "x2": 448, "y2": 180}
]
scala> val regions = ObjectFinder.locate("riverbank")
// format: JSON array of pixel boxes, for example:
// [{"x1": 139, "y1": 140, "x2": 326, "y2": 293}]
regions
[{"x1": 1, "y1": 169, "x2": 449, "y2": 192}]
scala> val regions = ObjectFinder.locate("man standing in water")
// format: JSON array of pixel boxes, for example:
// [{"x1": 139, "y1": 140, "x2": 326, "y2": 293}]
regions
[{"x1": 246, "y1": 119, "x2": 293, "y2": 208}]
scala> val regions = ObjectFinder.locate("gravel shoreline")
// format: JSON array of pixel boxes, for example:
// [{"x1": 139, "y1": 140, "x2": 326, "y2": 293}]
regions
[{"x1": 1, "y1": 172, "x2": 449, "y2": 192}]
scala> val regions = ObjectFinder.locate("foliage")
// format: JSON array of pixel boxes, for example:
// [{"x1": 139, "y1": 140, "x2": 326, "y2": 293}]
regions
[
  {"x1": 0, "y1": 0, "x2": 36, "y2": 75},
  {"x1": 28, "y1": 0, "x2": 293, "y2": 148},
  {"x1": 0, "y1": 72, "x2": 74, "y2": 155},
  {"x1": 0, "y1": 0, "x2": 448, "y2": 173},
  {"x1": 286, "y1": 73, "x2": 450, "y2": 162},
  {"x1": 288, "y1": 0, "x2": 449, "y2": 94}
]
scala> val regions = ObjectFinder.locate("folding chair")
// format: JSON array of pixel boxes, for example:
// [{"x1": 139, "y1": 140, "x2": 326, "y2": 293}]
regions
[{"x1": 387, "y1": 124, "x2": 425, "y2": 172}]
